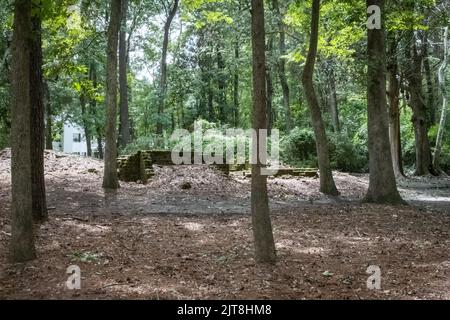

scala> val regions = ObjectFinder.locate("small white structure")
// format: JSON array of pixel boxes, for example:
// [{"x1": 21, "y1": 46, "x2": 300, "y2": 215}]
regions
[{"x1": 62, "y1": 122, "x2": 98, "y2": 156}]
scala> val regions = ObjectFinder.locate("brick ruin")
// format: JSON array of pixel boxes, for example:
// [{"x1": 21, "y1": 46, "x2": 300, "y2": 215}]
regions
[{"x1": 117, "y1": 150, "x2": 319, "y2": 183}]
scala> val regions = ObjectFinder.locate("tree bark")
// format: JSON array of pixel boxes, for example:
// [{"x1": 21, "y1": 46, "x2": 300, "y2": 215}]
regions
[
  {"x1": 266, "y1": 36, "x2": 274, "y2": 135},
  {"x1": 423, "y1": 30, "x2": 436, "y2": 124},
  {"x1": 272, "y1": 0, "x2": 292, "y2": 131},
  {"x1": 365, "y1": 0, "x2": 404, "y2": 204},
  {"x1": 302, "y1": 0, "x2": 339, "y2": 196},
  {"x1": 89, "y1": 62, "x2": 103, "y2": 159},
  {"x1": 156, "y1": 0, "x2": 179, "y2": 135},
  {"x1": 405, "y1": 32, "x2": 435, "y2": 176},
  {"x1": 387, "y1": 34, "x2": 404, "y2": 177},
  {"x1": 327, "y1": 61, "x2": 340, "y2": 133},
  {"x1": 433, "y1": 26, "x2": 449, "y2": 172},
  {"x1": 30, "y1": 13, "x2": 47, "y2": 222},
  {"x1": 80, "y1": 94, "x2": 92, "y2": 157},
  {"x1": 103, "y1": 0, "x2": 121, "y2": 189},
  {"x1": 250, "y1": 0, "x2": 276, "y2": 264},
  {"x1": 44, "y1": 81, "x2": 53, "y2": 150},
  {"x1": 233, "y1": 38, "x2": 240, "y2": 127},
  {"x1": 208, "y1": 82, "x2": 214, "y2": 122},
  {"x1": 216, "y1": 43, "x2": 227, "y2": 124},
  {"x1": 119, "y1": 0, "x2": 131, "y2": 148},
  {"x1": 10, "y1": 0, "x2": 36, "y2": 262}
]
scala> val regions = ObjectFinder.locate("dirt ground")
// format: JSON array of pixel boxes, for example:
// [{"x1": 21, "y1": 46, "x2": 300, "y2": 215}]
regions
[{"x1": 0, "y1": 149, "x2": 449, "y2": 299}]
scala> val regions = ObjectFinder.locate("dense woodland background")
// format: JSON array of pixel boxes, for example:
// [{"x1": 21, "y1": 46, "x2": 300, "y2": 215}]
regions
[{"x1": 0, "y1": 0, "x2": 449, "y2": 174}]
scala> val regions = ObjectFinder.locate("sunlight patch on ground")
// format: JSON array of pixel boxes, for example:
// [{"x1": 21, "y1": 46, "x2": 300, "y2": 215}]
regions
[
  {"x1": 62, "y1": 221, "x2": 111, "y2": 234},
  {"x1": 413, "y1": 196, "x2": 450, "y2": 202},
  {"x1": 276, "y1": 239, "x2": 327, "y2": 255},
  {"x1": 99, "y1": 280, "x2": 220, "y2": 299},
  {"x1": 333, "y1": 235, "x2": 373, "y2": 246},
  {"x1": 226, "y1": 220, "x2": 245, "y2": 228},
  {"x1": 183, "y1": 222, "x2": 204, "y2": 232}
]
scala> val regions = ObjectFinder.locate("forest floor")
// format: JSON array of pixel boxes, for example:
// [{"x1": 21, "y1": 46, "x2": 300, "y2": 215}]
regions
[{"x1": 0, "y1": 149, "x2": 449, "y2": 300}]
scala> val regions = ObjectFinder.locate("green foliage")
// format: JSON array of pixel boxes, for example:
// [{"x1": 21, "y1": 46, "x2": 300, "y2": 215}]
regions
[
  {"x1": 280, "y1": 127, "x2": 368, "y2": 172},
  {"x1": 0, "y1": 0, "x2": 448, "y2": 177},
  {"x1": 120, "y1": 135, "x2": 165, "y2": 155},
  {"x1": 69, "y1": 251, "x2": 100, "y2": 263},
  {"x1": 329, "y1": 133, "x2": 368, "y2": 172},
  {"x1": 280, "y1": 127, "x2": 317, "y2": 167},
  {"x1": 429, "y1": 121, "x2": 450, "y2": 172}
]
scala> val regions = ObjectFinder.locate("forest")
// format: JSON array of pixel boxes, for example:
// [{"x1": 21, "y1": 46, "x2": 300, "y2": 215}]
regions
[{"x1": 0, "y1": 0, "x2": 449, "y2": 301}]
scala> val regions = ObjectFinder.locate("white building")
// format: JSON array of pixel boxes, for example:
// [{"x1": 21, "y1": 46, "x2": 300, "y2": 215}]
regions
[{"x1": 62, "y1": 122, "x2": 98, "y2": 157}]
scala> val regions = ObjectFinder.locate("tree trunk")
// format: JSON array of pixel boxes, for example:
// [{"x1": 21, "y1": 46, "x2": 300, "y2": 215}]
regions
[
  {"x1": 302, "y1": 0, "x2": 339, "y2": 196},
  {"x1": 266, "y1": 36, "x2": 274, "y2": 135},
  {"x1": 272, "y1": 0, "x2": 292, "y2": 131},
  {"x1": 30, "y1": 13, "x2": 47, "y2": 222},
  {"x1": 433, "y1": 26, "x2": 449, "y2": 172},
  {"x1": 405, "y1": 32, "x2": 435, "y2": 176},
  {"x1": 10, "y1": 0, "x2": 36, "y2": 262},
  {"x1": 365, "y1": 0, "x2": 403, "y2": 204},
  {"x1": 216, "y1": 44, "x2": 227, "y2": 124},
  {"x1": 89, "y1": 62, "x2": 103, "y2": 159},
  {"x1": 119, "y1": 0, "x2": 131, "y2": 148},
  {"x1": 97, "y1": 136, "x2": 104, "y2": 159},
  {"x1": 156, "y1": 0, "x2": 179, "y2": 135},
  {"x1": 233, "y1": 38, "x2": 240, "y2": 127},
  {"x1": 44, "y1": 81, "x2": 53, "y2": 150},
  {"x1": 423, "y1": 31, "x2": 436, "y2": 124},
  {"x1": 208, "y1": 82, "x2": 214, "y2": 122},
  {"x1": 387, "y1": 34, "x2": 404, "y2": 177},
  {"x1": 250, "y1": 0, "x2": 276, "y2": 264},
  {"x1": 327, "y1": 62, "x2": 340, "y2": 133},
  {"x1": 80, "y1": 94, "x2": 92, "y2": 157},
  {"x1": 103, "y1": 0, "x2": 121, "y2": 189}
]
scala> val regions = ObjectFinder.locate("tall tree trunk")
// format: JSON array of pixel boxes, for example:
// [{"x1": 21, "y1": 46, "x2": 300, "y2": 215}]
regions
[
  {"x1": 103, "y1": 0, "x2": 121, "y2": 189},
  {"x1": 30, "y1": 13, "x2": 47, "y2": 222},
  {"x1": 80, "y1": 94, "x2": 92, "y2": 157},
  {"x1": 10, "y1": 0, "x2": 36, "y2": 262},
  {"x1": 156, "y1": 0, "x2": 179, "y2": 135},
  {"x1": 216, "y1": 44, "x2": 227, "y2": 124},
  {"x1": 197, "y1": 30, "x2": 207, "y2": 119},
  {"x1": 327, "y1": 61, "x2": 340, "y2": 133},
  {"x1": 97, "y1": 136, "x2": 104, "y2": 159},
  {"x1": 44, "y1": 81, "x2": 53, "y2": 150},
  {"x1": 89, "y1": 62, "x2": 103, "y2": 159},
  {"x1": 365, "y1": 0, "x2": 403, "y2": 204},
  {"x1": 208, "y1": 82, "x2": 214, "y2": 122},
  {"x1": 119, "y1": 0, "x2": 131, "y2": 148},
  {"x1": 302, "y1": 0, "x2": 339, "y2": 196},
  {"x1": 179, "y1": 95, "x2": 185, "y2": 128},
  {"x1": 272, "y1": 0, "x2": 292, "y2": 131},
  {"x1": 233, "y1": 38, "x2": 240, "y2": 127},
  {"x1": 405, "y1": 32, "x2": 435, "y2": 176},
  {"x1": 250, "y1": 0, "x2": 276, "y2": 264},
  {"x1": 423, "y1": 30, "x2": 436, "y2": 124},
  {"x1": 387, "y1": 34, "x2": 404, "y2": 177},
  {"x1": 266, "y1": 36, "x2": 274, "y2": 135},
  {"x1": 433, "y1": 26, "x2": 449, "y2": 172}
]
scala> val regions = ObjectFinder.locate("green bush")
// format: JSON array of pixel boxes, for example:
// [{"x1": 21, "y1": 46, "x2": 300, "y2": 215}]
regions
[
  {"x1": 329, "y1": 133, "x2": 368, "y2": 172},
  {"x1": 280, "y1": 127, "x2": 317, "y2": 167},
  {"x1": 280, "y1": 127, "x2": 368, "y2": 172}
]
